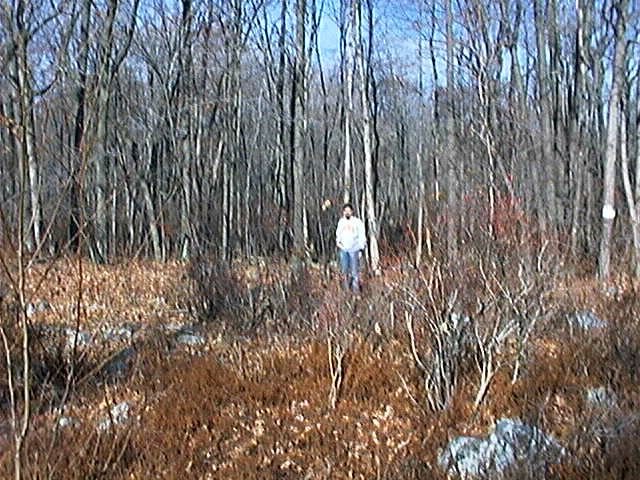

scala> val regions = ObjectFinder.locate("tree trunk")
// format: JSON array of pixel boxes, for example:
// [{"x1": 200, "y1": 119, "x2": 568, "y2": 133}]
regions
[
  {"x1": 292, "y1": 0, "x2": 307, "y2": 257},
  {"x1": 353, "y1": 0, "x2": 380, "y2": 273},
  {"x1": 69, "y1": 0, "x2": 92, "y2": 253},
  {"x1": 11, "y1": 1, "x2": 41, "y2": 252},
  {"x1": 342, "y1": 0, "x2": 353, "y2": 205},
  {"x1": 179, "y1": 0, "x2": 193, "y2": 260},
  {"x1": 90, "y1": 0, "x2": 119, "y2": 263},
  {"x1": 93, "y1": 86, "x2": 110, "y2": 263},
  {"x1": 534, "y1": 0, "x2": 558, "y2": 231},
  {"x1": 620, "y1": 107, "x2": 640, "y2": 277},
  {"x1": 275, "y1": 0, "x2": 289, "y2": 251},
  {"x1": 598, "y1": 0, "x2": 628, "y2": 280},
  {"x1": 569, "y1": 0, "x2": 591, "y2": 253},
  {"x1": 445, "y1": 0, "x2": 456, "y2": 261}
]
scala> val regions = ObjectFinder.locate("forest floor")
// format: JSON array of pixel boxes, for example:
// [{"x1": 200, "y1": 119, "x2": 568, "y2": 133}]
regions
[{"x1": 1, "y1": 255, "x2": 640, "y2": 479}]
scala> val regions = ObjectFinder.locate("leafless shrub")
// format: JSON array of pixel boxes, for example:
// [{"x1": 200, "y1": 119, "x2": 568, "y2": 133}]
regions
[
  {"x1": 325, "y1": 305, "x2": 360, "y2": 410},
  {"x1": 326, "y1": 329, "x2": 346, "y2": 410},
  {"x1": 473, "y1": 238, "x2": 559, "y2": 399},
  {"x1": 398, "y1": 234, "x2": 560, "y2": 412},
  {"x1": 188, "y1": 257, "x2": 247, "y2": 322},
  {"x1": 188, "y1": 257, "x2": 320, "y2": 336},
  {"x1": 399, "y1": 263, "x2": 477, "y2": 412}
]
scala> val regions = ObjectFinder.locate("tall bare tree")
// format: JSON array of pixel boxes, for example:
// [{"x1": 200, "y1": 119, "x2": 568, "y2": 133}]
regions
[
  {"x1": 354, "y1": 0, "x2": 380, "y2": 273},
  {"x1": 292, "y1": 0, "x2": 308, "y2": 257},
  {"x1": 4, "y1": 0, "x2": 42, "y2": 252},
  {"x1": 445, "y1": 0, "x2": 457, "y2": 261},
  {"x1": 598, "y1": 0, "x2": 629, "y2": 280}
]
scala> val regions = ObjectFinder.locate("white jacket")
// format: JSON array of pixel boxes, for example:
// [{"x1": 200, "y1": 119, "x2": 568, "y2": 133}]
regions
[{"x1": 336, "y1": 217, "x2": 366, "y2": 253}]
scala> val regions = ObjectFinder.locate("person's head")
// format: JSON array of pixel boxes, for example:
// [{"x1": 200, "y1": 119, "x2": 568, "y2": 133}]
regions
[{"x1": 342, "y1": 203, "x2": 354, "y2": 219}]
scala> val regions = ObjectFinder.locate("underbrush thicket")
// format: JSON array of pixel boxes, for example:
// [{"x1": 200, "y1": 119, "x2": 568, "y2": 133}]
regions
[{"x1": 1, "y1": 231, "x2": 640, "y2": 478}]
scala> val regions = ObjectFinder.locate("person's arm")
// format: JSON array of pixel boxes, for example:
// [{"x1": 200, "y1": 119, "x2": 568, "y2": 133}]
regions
[{"x1": 336, "y1": 219, "x2": 345, "y2": 250}]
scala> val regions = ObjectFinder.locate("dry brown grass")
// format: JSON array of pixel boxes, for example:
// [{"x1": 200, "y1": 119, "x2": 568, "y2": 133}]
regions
[
  {"x1": 21, "y1": 258, "x2": 190, "y2": 329},
  {"x1": 1, "y1": 254, "x2": 640, "y2": 479}
]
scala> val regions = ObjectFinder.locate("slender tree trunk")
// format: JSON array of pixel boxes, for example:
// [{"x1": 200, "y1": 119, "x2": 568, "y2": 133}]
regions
[
  {"x1": 342, "y1": 0, "x2": 353, "y2": 205},
  {"x1": 180, "y1": 133, "x2": 192, "y2": 259},
  {"x1": 140, "y1": 180, "x2": 161, "y2": 260},
  {"x1": 11, "y1": 0, "x2": 41, "y2": 252},
  {"x1": 138, "y1": 139, "x2": 162, "y2": 260},
  {"x1": 110, "y1": 157, "x2": 117, "y2": 258},
  {"x1": 292, "y1": 0, "x2": 307, "y2": 257},
  {"x1": 70, "y1": 0, "x2": 92, "y2": 253},
  {"x1": 233, "y1": 84, "x2": 243, "y2": 255},
  {"x1": 428, "y1": 3, "x2": 441, "y2": 211},
  {"x1": 93, "y1": 89, "x2": 109, "y2": 263},
  {"x1": 620, "y1": 107, "x2": 640, "y2": 276},
  {"x1": 275, "y1": 0, "x2": 288, "y2": 250},
  {"x1": 90, "y1": 0, "x2": 120, "y2": 263},
  {"x1": 534, "y1": 0, "x2": 558, "y2": 231},
  {"x1": 220, "y1": 0, "x2": 243, "y2": 261},
  {"x1": 88, "y1": 0, "x2": 139, "y2": 262},
  {"x1": 7, "y1": 5, "x2": 33, "y2": 476},
  {"x1": 569, "y1": 0, "x2": 591, "y2": 253},
  {"x1": 598, "y1": 0, "x2": 628, "y2": 280},
  {"x1": 222, "y1": 141, "x2": 230, "y2": 260},
  {"x1": 633, "y1": 78, "x2": 640, "y2": 277},
  {"x1": 416, "y1": 7, "x2": 425, "y2": 267},
  {"x1": 416, "y1": 152, "x2": 425, "y2": 267},
  {"x1": 354, "y1": 0, "x2": 380, "y2": 273},
  {"x1": 445, "y1": 0, "x2": 456, "y2": 261},
  {"x1": 179, "y1": 0, "x2": 193, "y2": 259}
]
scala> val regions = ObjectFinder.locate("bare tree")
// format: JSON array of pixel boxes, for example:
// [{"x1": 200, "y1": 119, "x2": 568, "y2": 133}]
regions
[
  {"x1": 598, "y1": 0, "x2": 629, "y2": 280},
  {"x1": 3, "y1": 0, "x2": 42, "y2": 252},
  {"x1": 86, "y1": 0, "x2": 140, "y2": 263},
  {"x1": 444, "y1": 0, "x2": 457, "y2": 261},
  {"x1": 620, "y1": 62, "x2": 640, "y2": 276},
  {"x1": 354, "y1": 0, "x2": 380, "y2": 273},
  {"x1": 533, "y1": 0, "x2": 559, "y2": 231},
  {"x1": 340, "y1": 0, "x2": 354, "y2": 205},
  {"x1": 292, "y1": 0, "x2": 308, "y2": 257}
]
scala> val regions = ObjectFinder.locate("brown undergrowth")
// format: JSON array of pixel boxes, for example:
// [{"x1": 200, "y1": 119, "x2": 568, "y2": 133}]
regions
[{"x1": 1, "y1": 253, "x2": 640, "y2": 479}]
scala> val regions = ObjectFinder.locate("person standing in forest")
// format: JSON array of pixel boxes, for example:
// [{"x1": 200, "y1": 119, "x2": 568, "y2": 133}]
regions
[{"x1": 336, "y1": 203, "x2": 367, "y2": 292}]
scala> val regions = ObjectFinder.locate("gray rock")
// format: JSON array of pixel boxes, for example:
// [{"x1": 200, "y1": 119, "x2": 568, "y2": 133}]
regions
[
  {"x1": 164, "y1": 321, "x2": 186, "y2": 332},
  {"x1": 97, "y1": 401, "x2": 130, "y2": 432},
  {"x1": 103, "y1": 347, "x2": 136, "y2": 378},
  {"x1": 101, "y1": 324, "x2": 137, "y2": 342},
  {"x1": 439, "y1": 418, "x2": 564, "y2": 478},
  {"x1": 176, "y1": 333, "x2": 206, "y2": 346},
  {"x1": 26, "y1": 300, "x2": 50, "y2": 317},
  {"x1": 439, "y1": 436, "x2": 492, "y2": 478},
  {"x1": 569, "y1": 311, "x2": 607, "y2": 330},
  {"x1": 586, "y1": 387, "x2": 618, "y2": 409},
  {"x1": 57, "y1": 416, "x2": 77, "y2": 429},
  {"x1": 63, "y1": 328, "x2": 92, "y2": 350},
  {"x1": 450, "y1": 312, "x2": 471, "y2": 330},
  {"x1": 605, "y1": 286, "x2": 620, "y2": 297},
  {"x1": 32, "y1": 325, "x2": 92, "y2": 353}
]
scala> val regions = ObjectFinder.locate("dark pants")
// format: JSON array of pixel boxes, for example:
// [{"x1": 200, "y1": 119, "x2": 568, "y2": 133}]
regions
[{"x1": 339, "y1": 249, "x2": 361, "y2": 292}]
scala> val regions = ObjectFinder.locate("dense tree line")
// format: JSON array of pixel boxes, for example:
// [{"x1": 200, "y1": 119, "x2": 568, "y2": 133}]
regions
[{"x1": 0, "y1": 0, "x2": 638, "y2": 277}]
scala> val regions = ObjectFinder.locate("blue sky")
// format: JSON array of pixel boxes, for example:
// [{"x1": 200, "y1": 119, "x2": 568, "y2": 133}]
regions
[{"x1": 312, "y1": 0, "x2": 421, "y2": 67}]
